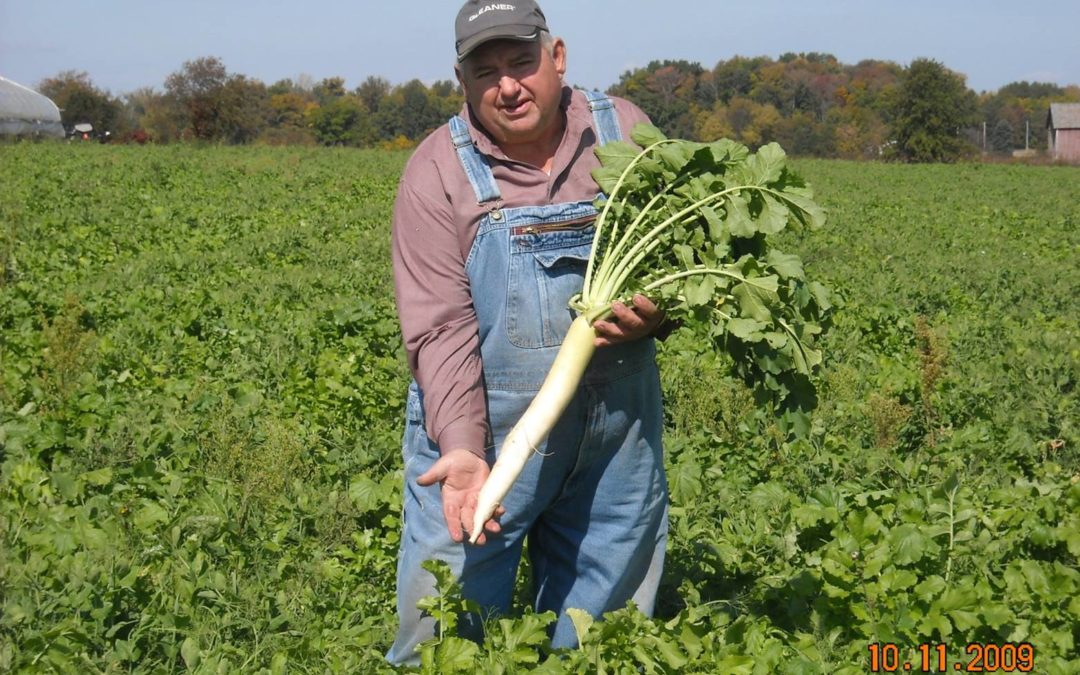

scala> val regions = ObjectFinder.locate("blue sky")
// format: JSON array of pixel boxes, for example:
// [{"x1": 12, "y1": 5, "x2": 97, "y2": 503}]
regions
[{"x1": 2, "y1": 0, "x2": 1077, "y2": 96}]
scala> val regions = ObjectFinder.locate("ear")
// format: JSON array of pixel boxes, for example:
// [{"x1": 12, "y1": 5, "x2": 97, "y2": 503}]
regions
[
  {"x1": 551, "y1": 38, "x2": 567, "y2": 78},
  {"x1": 454, "y1": 64, "x2": 468, "y2": 96}
]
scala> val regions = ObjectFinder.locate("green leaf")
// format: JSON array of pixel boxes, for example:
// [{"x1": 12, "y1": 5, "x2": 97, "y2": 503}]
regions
[
  {"x1": 594, "y1": 140, "x2": 640, "y2": 168},
  {"x1": 591, "y1": 166, "x2": 624, "y2": 195},
  {"x1": 715, "y1": 655, "x2": 755, "y2": 674},
  {"x1": 727, "y1": 318, "x2": 768, "y2": 340},
  {"x1": 82, "y1": 467, "x2": 113, "y2": 486},
  {"x1": 434, "y1": 636, "x2": 480, "y2": 671},
  {"x1": 919, "y1": 611, "x2": 952, "y2": 640},
  {"x1": 708, "y1": 137, "x2": 749, "y2": 164},
  {"x1": 630, "y1": 123, "x2": 667, "y2": 147},
  {"x1": 914, "y1": 576, "x2": 946, "y2": 602},
  {"x1": 669, "y1": 458, "x2": 703, "y2": 504},
  {"x1": 726, "y1": 193, "x2": 756, "y2": 238},
  {"x1": 980, "y1": 604, "x2": 1014, "y2": 629},
  {"x1": 684, "y1": 275, "x2": 717, "y2": 307},
  {"x1": 784, "y1": 191, "x2": 827, "y2": 229},
  {"x1": 649, "y1": 634, "x2": 689, "y2": 669},
  {"x1": 566, "y1": 608, "x2": 594, "y2": 648},
  {"x1": 879, "y1": 568, "x2": 918, "y2": 591},
  {"x1": 592, "y1": 141, "x2": 642, "y2": 193},
  {"x1": 749, "y1": 142, "x2": 787, "y2": 184},
  {"x1": 180, "y1": 637, "x2": 200, "y2": 669},
  {"x1": 133, "y1": 501, "x2": 169, "y2": 531},
  {"x1": 348, "y1": 474, "x2": 382, "y2": 512},
  {"x1": 887, "y1": 524, "x2": 928, "y2": 565},
  {"x1": 1019, "y1": 560, "x2": 1051, "y2": 595},
  {"x1": 270, "y1": 652, "x2": 288, "y2": 675},
  {"x1": 766, "y1": 250, "x2": 805, "y2": 279},
  {"x1": 657, "y1": 144, "x2": 690, "y2": 172},
  {"x1": 701, "y1": 205, "x2": 726, "y2": 241},
  {"x1": 757, "y1": 194, "x2": 791, "y2": 234},
  {"x1": 52, "y1": 472, "x2": 79, "y2": 501},
  {"x1": 673, "y1": 243, "x2": 696, "y2": 269},
  {"x1": 495, "y1": 612, "x2": 553, "y2": 663},
  {"x1": 731, "y1": 276, "x2": 779, "y2": 321}
]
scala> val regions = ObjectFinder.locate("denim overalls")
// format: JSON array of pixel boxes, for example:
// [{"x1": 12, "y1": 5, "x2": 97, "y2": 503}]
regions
[{"x1": 388, "y1": 92, "x2": 669, "y2": 664}]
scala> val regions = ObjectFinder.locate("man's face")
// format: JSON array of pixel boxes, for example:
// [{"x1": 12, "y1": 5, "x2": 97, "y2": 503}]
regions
[{"x1": 457, "y1": 37, "x2": 567, "y2": 148}]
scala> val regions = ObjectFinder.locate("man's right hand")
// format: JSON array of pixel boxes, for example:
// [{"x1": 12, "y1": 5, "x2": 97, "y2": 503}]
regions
[{"x1": 416, "y1": 448, "x2": 505, "y2": 545}]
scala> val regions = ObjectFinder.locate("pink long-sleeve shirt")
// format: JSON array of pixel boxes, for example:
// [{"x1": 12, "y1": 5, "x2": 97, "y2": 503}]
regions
[{"x1": 391, "y1": 86, "x2": 650, "y2": 458}]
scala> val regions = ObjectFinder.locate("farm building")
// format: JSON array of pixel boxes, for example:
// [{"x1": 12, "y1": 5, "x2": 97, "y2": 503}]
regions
[
  {"x1": 0, "y1": 76, "x2": 64, "y2": 138},
  {"x1": 1046, "y1": 103, "x2": 1080, "y2": 162}
]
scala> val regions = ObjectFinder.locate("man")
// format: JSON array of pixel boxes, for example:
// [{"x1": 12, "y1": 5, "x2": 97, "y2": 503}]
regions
[{"x1": 388, "y1": 0, "x2": 669, "y2": 664}]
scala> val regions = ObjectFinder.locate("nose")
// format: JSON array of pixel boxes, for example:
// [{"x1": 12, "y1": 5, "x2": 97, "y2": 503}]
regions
[{"x1": 497, "y1": 75, "x2": 521, "y2": 99}]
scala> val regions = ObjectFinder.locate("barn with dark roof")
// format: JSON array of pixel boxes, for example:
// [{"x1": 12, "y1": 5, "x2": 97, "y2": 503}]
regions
[{"x1": 1047, "y1": 103, "x2": 1080, "y2": 163}]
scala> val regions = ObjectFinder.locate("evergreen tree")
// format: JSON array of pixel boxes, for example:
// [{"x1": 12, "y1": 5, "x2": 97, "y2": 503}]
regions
[
  {"x1": 887, "y1": 58, "x2": 978, "y2": 162},
  {"x1": 990, "y1": 118, "x2": 1014, "y2": 154}
]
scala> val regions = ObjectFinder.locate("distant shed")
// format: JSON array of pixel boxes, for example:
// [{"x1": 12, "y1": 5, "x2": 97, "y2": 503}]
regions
[
  {"x1": 0, "y1": 76, "x2": 64, "y2": 138},
  {"x1": 1047, "y1": 103, "x2": 1080, "y2": 162}
]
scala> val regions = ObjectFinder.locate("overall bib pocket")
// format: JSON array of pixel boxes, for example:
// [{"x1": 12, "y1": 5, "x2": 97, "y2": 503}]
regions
[{"x1": 505, "y1": 227, "x2": 593, "y2": 349}]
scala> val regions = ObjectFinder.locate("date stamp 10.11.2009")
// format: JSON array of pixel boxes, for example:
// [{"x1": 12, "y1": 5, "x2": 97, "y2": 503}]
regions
[{"x1": 867, "y1": 643, "x2": 1036, "y2": 673}]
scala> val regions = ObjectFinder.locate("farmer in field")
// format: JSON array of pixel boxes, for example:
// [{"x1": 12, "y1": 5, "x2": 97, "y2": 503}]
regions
[{"x1": 387, "y1": 0, "x2": 669, "y2": 663}]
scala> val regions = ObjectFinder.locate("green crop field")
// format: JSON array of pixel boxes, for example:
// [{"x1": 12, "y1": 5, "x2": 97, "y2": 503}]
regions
[{"x1": 1, "y1": 143, "x2": 1077, "y2": 673}]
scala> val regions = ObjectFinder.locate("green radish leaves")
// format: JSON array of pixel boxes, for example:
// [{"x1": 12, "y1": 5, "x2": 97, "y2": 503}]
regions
[{"x1": 585, "y1": 124, "x2": 831, "y2": 424}]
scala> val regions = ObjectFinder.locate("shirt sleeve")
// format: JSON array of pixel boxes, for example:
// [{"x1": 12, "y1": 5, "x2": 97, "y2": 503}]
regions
[
  {"x1": 613, "y1": 96, "x2": 653, "y2": 134},
  {"x1": 391, "y1": 158, "x2": 489, "y2": 458}
]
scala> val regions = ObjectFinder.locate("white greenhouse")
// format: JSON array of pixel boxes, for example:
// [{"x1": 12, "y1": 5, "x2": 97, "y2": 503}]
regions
[{"x1": 1, "y1": 76, "x2": 64, "y2": 138}]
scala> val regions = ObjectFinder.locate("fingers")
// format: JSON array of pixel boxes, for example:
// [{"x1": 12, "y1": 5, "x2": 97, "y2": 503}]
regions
[
  {"x1": 416, "y1": 455, "x2": 449, "y2": 486},
  {"x1": 593, "y1": 295, "x2": 663, "y2": 346},
  {"x1": 446, "y1": 497, "x2": 504, "y2": 545},
  {"x1": 443, "y1": 498, "x2": 464, "y2": 542},
  {"x1": 631, "y1": 294, "x2": 660, "y2": 317},
  {"x1": 458, "y1": 492, "x2": 477, "y2": 544},
  {"x1": 471, "y1": 505, "x2": 505, "y2": 545}
]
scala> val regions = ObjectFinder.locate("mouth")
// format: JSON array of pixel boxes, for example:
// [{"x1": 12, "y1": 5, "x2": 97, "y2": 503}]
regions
[{"x1": 499, "y1": 99, "x2": 532, "y2": 117}]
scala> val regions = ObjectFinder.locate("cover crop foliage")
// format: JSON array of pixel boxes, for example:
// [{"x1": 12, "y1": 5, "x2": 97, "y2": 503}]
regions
[{"x1": 0, "y1": 144, "x2": 1076, "y2": 673}]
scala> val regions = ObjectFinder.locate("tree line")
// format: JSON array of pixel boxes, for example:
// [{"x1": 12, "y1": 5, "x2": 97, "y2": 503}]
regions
[{"x1": 36, "y1": 54, "x2": 1080, "y2": 162}]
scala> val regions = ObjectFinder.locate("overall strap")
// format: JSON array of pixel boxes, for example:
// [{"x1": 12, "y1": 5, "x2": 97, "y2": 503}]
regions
[
  {"x1": 583, "y1": 90, "x2": 623, "y2": 145},
  {"x1": 449, "y1": 115, "x2": 501, "y2": 205}
]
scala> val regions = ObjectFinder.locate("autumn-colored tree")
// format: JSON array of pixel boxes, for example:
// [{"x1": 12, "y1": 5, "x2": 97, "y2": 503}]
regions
[
  {"x1": 609, "y1": 60, "x2": 702, "y2": 138},
  {"x1": 269, "y1": 92, "x2": 312, "y2": 128},
  {"x1": 830, "y1": 103, "x2": 890, "y2": 159},
  {"x1": 694, "y1": 97, "x2": 781, "y2": 148}
]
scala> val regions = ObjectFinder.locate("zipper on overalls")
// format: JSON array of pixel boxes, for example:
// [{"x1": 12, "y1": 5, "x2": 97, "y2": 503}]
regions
[{"x1": 511, "y1": 215, "x2": 596, "y2": 236}]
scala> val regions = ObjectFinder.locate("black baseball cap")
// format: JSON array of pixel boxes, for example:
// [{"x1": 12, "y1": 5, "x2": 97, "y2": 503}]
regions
[{"x1": 455, "y1": 1, "x2": 549, "y2": 62}]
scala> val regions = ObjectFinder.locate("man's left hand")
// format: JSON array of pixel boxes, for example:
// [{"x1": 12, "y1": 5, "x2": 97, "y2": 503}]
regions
[{"x1": 592, "y1": 294, "x2": 664, "y2": 347}]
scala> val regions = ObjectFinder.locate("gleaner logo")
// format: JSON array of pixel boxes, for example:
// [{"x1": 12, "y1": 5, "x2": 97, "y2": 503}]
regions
[{"x1": 469, "y1": 4, "x2": 515, "y2": 21}]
